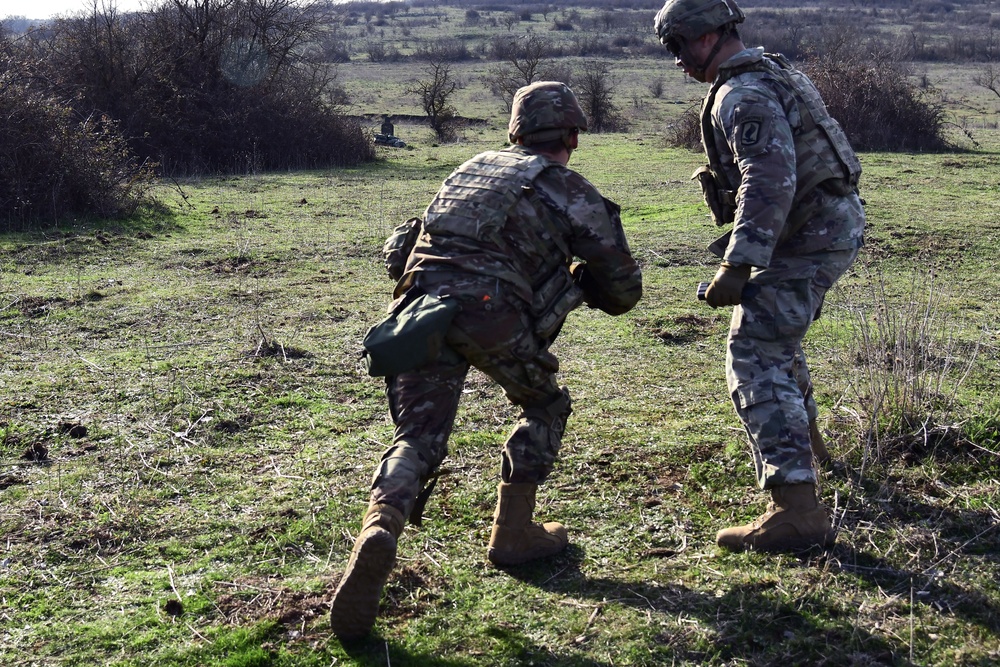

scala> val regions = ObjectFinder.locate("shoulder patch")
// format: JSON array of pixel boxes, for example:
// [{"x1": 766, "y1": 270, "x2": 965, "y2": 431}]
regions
[{"x1": 731, "y1": 103, "x2": 772, "y2": 158}]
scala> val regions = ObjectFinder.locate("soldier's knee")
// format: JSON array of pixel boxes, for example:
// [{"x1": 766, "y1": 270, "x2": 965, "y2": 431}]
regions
[{"x1": 519, "y1": 386, "x2": 572, "y2": 429}]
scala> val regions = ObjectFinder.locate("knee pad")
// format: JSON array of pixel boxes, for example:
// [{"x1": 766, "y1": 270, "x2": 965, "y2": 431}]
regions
[
  {"x1": 519, "y1": 386, "x2": 572, "y2": 432},
  {"x1": 502, "y1": 387, "x2": 571, "y2": 484}
]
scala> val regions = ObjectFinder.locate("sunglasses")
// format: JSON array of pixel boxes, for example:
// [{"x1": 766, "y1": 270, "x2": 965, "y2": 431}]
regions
[{"x1": 664, "y1": 35, "x2": 684, "y2": 58}]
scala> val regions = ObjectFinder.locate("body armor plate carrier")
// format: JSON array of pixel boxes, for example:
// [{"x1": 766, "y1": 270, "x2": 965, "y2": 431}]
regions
[{"x1": 697, "y1": 53, "x2": 862, "y2": 227}]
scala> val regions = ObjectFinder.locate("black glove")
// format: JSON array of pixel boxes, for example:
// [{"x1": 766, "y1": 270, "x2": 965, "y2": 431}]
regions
[{"x1": 571, "y1": 262, "x2": 601, "y2": 309}]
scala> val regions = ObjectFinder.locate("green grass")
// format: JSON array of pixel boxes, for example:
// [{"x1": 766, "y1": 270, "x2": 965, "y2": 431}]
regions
[
  {"x1": 4, "y1": 13, "x2": 1000, "y2": 665},
  {"x1": 3, "y1": 135, "x2": 998, "y2": 666}
]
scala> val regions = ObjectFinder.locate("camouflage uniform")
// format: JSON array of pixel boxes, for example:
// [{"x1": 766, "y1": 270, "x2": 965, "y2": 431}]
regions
[
  {"x1": 706, "y1": 47, "x2": 865, "y2": 488},
  {"x1": 371, "y1": 144, "x2": 642, "y2": 521}
]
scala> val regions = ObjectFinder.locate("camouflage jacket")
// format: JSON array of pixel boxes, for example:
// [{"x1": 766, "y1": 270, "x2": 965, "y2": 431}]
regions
[
  {"x1": 403, "y1": 145, "x2": 642, "y2": 315},
  {"x1": 704, "y1": 47, "x2": 865, "y2": 268}
]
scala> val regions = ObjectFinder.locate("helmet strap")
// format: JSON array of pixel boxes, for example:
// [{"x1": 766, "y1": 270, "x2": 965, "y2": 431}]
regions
[
  {"x1": 686, "y1": 26, "x2": 734, "y2": 79},
  {"x1": 560, "y1": 128, "x2": 579, "y2": 150}
]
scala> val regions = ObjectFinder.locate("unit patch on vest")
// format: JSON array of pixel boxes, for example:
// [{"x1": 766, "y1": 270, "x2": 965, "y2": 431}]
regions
[{"x1": 731, "y1": 103, "x2": 772, "y2": 159}]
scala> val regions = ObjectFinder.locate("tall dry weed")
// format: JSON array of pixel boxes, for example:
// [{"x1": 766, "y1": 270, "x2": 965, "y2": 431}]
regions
[{"x1": 825, "y1": 264, "x2": 983, "y2": 470}]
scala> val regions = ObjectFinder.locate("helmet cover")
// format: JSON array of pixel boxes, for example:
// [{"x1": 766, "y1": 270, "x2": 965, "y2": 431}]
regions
[
  {"x1": 508, "y1": 81, "x2": 589, "y2": 145},
  {"x1": 654, "y1": 0, "x2": 745, "y2": 45}
]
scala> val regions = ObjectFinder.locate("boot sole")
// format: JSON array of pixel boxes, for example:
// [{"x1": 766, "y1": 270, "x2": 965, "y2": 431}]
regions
[
  {"x1": 719, "y1": 529, "x2": 837, "y2": 553},
  {"x1": 329, "y1": 527, "x2": 397, "y2": 641},
  {"x1": 487, "y1": 534, "x2": 568, "y2": 566}
]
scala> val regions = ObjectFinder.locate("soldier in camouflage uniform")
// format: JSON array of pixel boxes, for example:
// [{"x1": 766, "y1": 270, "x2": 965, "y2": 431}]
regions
[
  {"x1": 654, "y1": 0, "x2": 865, "y2": 552},
  {"x1": 329, "y1": 81, "x2": 642, "y2": 640}
]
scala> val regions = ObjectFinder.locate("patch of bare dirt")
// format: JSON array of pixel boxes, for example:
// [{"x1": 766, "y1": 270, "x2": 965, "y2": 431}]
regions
[
  {"x1": 14, "y1": 296, "x2": 68, "y2": 317},
  {"x1": 635, "y1": 313, "x2": 720, "y2": 345},
  {"x1": 215, "y1": 577, "x2": 332, "y2": 630}
]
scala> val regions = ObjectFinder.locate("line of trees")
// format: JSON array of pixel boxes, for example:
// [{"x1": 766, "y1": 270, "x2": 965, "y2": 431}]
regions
[{"x1": 319, "y1": 1, "x2": 1000, "y2": 65}]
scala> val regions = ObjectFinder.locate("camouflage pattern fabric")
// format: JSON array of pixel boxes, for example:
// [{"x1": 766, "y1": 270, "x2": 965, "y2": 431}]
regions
[
  {"x1": 726, "y1": 248, "x2": 859, "y2": 489},
  {"x1": 654, "y1": 0, "x2": 745, "y2": 44},
  {"x1": 368, "y1": 147, "x2": 642, "y2": 520},
  {"x1": 698, "y1": 48, "x2": 865, "y2": 490},
  {"x1": 507, "y1": 81, "x2": 589, "y2": 145},
  {"x1": 705, "y1": 48, "x2": 866, "y2": 269},
  {"x1": 404, "y1": 146, "x2": 641, "y2": 311}
]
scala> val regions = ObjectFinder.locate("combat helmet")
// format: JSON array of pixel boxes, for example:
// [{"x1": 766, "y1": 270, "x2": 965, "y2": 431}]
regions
[
  {"x1": 654, "y1": 0, "x2": 745, "y2": 46},
  {"x1": 507, "y1": 81, "x2": 588, "y2": 146}
]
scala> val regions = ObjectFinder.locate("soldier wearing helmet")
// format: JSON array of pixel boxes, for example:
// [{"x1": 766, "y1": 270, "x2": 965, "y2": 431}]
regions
[
  {"x1": 329, "y1": 81, "x2": 642, "y2": 640},
  {"x1": 654, "y1": 0, "x2": 865, "y2": 553}
]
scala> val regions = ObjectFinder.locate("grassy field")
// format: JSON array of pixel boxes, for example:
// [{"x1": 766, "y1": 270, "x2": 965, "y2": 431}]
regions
[
  {"x1": 3, "y1": 130, "x2": 999, "y2": 665},
  {"x1": 3, "y1": 4, "x2": 1000, "y2": 666}
]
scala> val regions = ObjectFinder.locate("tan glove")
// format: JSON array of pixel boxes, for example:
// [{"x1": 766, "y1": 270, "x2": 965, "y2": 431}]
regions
[{"x1": 704, "y1": 262, "x2": 751, "y2": 308}]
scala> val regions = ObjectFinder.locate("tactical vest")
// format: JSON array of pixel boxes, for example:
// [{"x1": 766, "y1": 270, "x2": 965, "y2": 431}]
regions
[
  {"x1": 420, "y1": 149, "x2": 583, "y2": 338},
  {"x1": 697, "y1": 53, "x2": 862, "y2": 227}
]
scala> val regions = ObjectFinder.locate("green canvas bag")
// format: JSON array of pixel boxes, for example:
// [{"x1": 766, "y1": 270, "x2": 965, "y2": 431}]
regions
[{"x1": 362, "y1": 292, "x2": 460, "y2": 377}]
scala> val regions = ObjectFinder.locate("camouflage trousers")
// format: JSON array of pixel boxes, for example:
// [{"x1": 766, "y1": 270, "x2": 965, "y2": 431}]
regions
[
  {"x1": 726, "y1": 246, "x2": 860, "y2": 489},
  {"x1": 369, "y1": 273, "x2": 571, "y2": 521}
]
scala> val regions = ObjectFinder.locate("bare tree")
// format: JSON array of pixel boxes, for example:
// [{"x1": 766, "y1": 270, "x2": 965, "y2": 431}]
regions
[
  {"x1": 481, "y1": 34, "x2": 554, "y2": 112},
  {"x1": 576, "y1": 60, "x2": 626, "y2": 133},
  {"x1": 409, "y1": 59, "x2": 458, "y2": 142},
  {"x1": 973, "y1": 61, "x2": 1000, "y2": 99}
]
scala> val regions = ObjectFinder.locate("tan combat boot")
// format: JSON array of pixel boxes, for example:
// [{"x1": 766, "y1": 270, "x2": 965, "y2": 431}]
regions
[
  {"x1": 810, "y1": 419, "x2": 832, "y2": 467},
  {"x1": 329, "y1": 503, "x2": 405, "y2": 640},
  {"x1": 487, "y1": 482, "x2": 568, "y2": 566},
  {"x1": 716, "y1": 483, "x2": 836, "y2": 552}
]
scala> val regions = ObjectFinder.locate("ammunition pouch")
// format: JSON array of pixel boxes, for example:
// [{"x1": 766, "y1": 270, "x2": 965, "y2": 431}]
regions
[
  {"x1": 530, "y1": 265, "x2": 584, "y2": 340},
  {"x1": 362, "y1": 290, "x2": 460, "y2": 377},
  {"x1": 692, "y1": 165, "x2": 736, "y2": 226}
]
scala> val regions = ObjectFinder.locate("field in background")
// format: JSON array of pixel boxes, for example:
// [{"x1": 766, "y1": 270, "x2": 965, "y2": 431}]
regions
[{"x1": 3, "y1": 2, "x2": 1000, "y2": 665}]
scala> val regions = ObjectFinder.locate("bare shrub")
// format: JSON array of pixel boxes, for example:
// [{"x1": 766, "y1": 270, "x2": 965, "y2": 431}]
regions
[
  {"x1": 663, "y1": 104, "x2": 702, "y2": 151},
  {"x1": 0, "y1": 45, "x2": 153, "y2": 226},
  {"x1": 825, "y1": 265, "x2": 984, "y2": 470},
  {"x1": 409, "y1": 60, "x2": 459, "y2": 142},
  {"x1": 662, "y1": 41, "x2": 952, "y2": 152},
  {"x1": 648, "y1": 78, "x2": 664, "y2": 99},
  {"x1": 803, "y1": 46, "x2": 952, "y2": 152},
  {"x1": 414, "y1": 38, "x2": 471, "y2": 62},
  {"x1": 38, "y1": 0, "x2": 374, "y2": 175},
  {"x1": 575, "y1": 61, "x2": 628, "y2": 133}
]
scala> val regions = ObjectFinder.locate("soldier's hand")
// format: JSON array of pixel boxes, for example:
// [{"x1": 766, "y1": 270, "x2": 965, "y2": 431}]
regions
[{"x1": 705, "y1": 262, "x2": 751, "y2": 308}]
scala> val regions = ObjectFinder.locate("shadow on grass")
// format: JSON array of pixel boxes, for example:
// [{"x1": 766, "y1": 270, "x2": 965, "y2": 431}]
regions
[
  {"x1": 828, "y1": 475, "x2": 1000, "y2": 638},
  {"x1": 338, "y1": 629, "x2": 612, "y2": 667},
  {"x1": 502, "y1": 550, "x2": 904, "y2": 665},
  {"x1": 0, "y1": 198, "x2": 177, "y2": 238},
  {"x1": 494, "y1": 470, "x2": 1000, "y2": 664}
]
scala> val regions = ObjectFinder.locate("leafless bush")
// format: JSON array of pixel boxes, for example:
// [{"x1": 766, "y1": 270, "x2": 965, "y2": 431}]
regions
[
  {"x1": 408, "y1": 60, "x2": 459, "y2": 142},
  {"x1": 825, "y1": 265, "x2": 983, "y2": 469},
  {"x1": 414, "y1": 38, "x2": 472, "y2": 62},
  {"x1": 0, "y1": 44, "x2": 154, "y2": 226},
  {"x1": 575, "y1": 60, "x2": 628, "y2": 133},
  {"x1": 648, "y1": 78, "x2": 664, "y2": 99},
  {"x1": 662, "y1": 104, "x2": 702, "y2": 152},
  {"x1": 37, "y1": 0, "x2": 374, "y2": 175},
  {"x1": 803, "y1": 45, "x2": 952, "y2": 152},
  {"x1": 663, "y1": 40, "x2": 952, "y2": 152}
]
